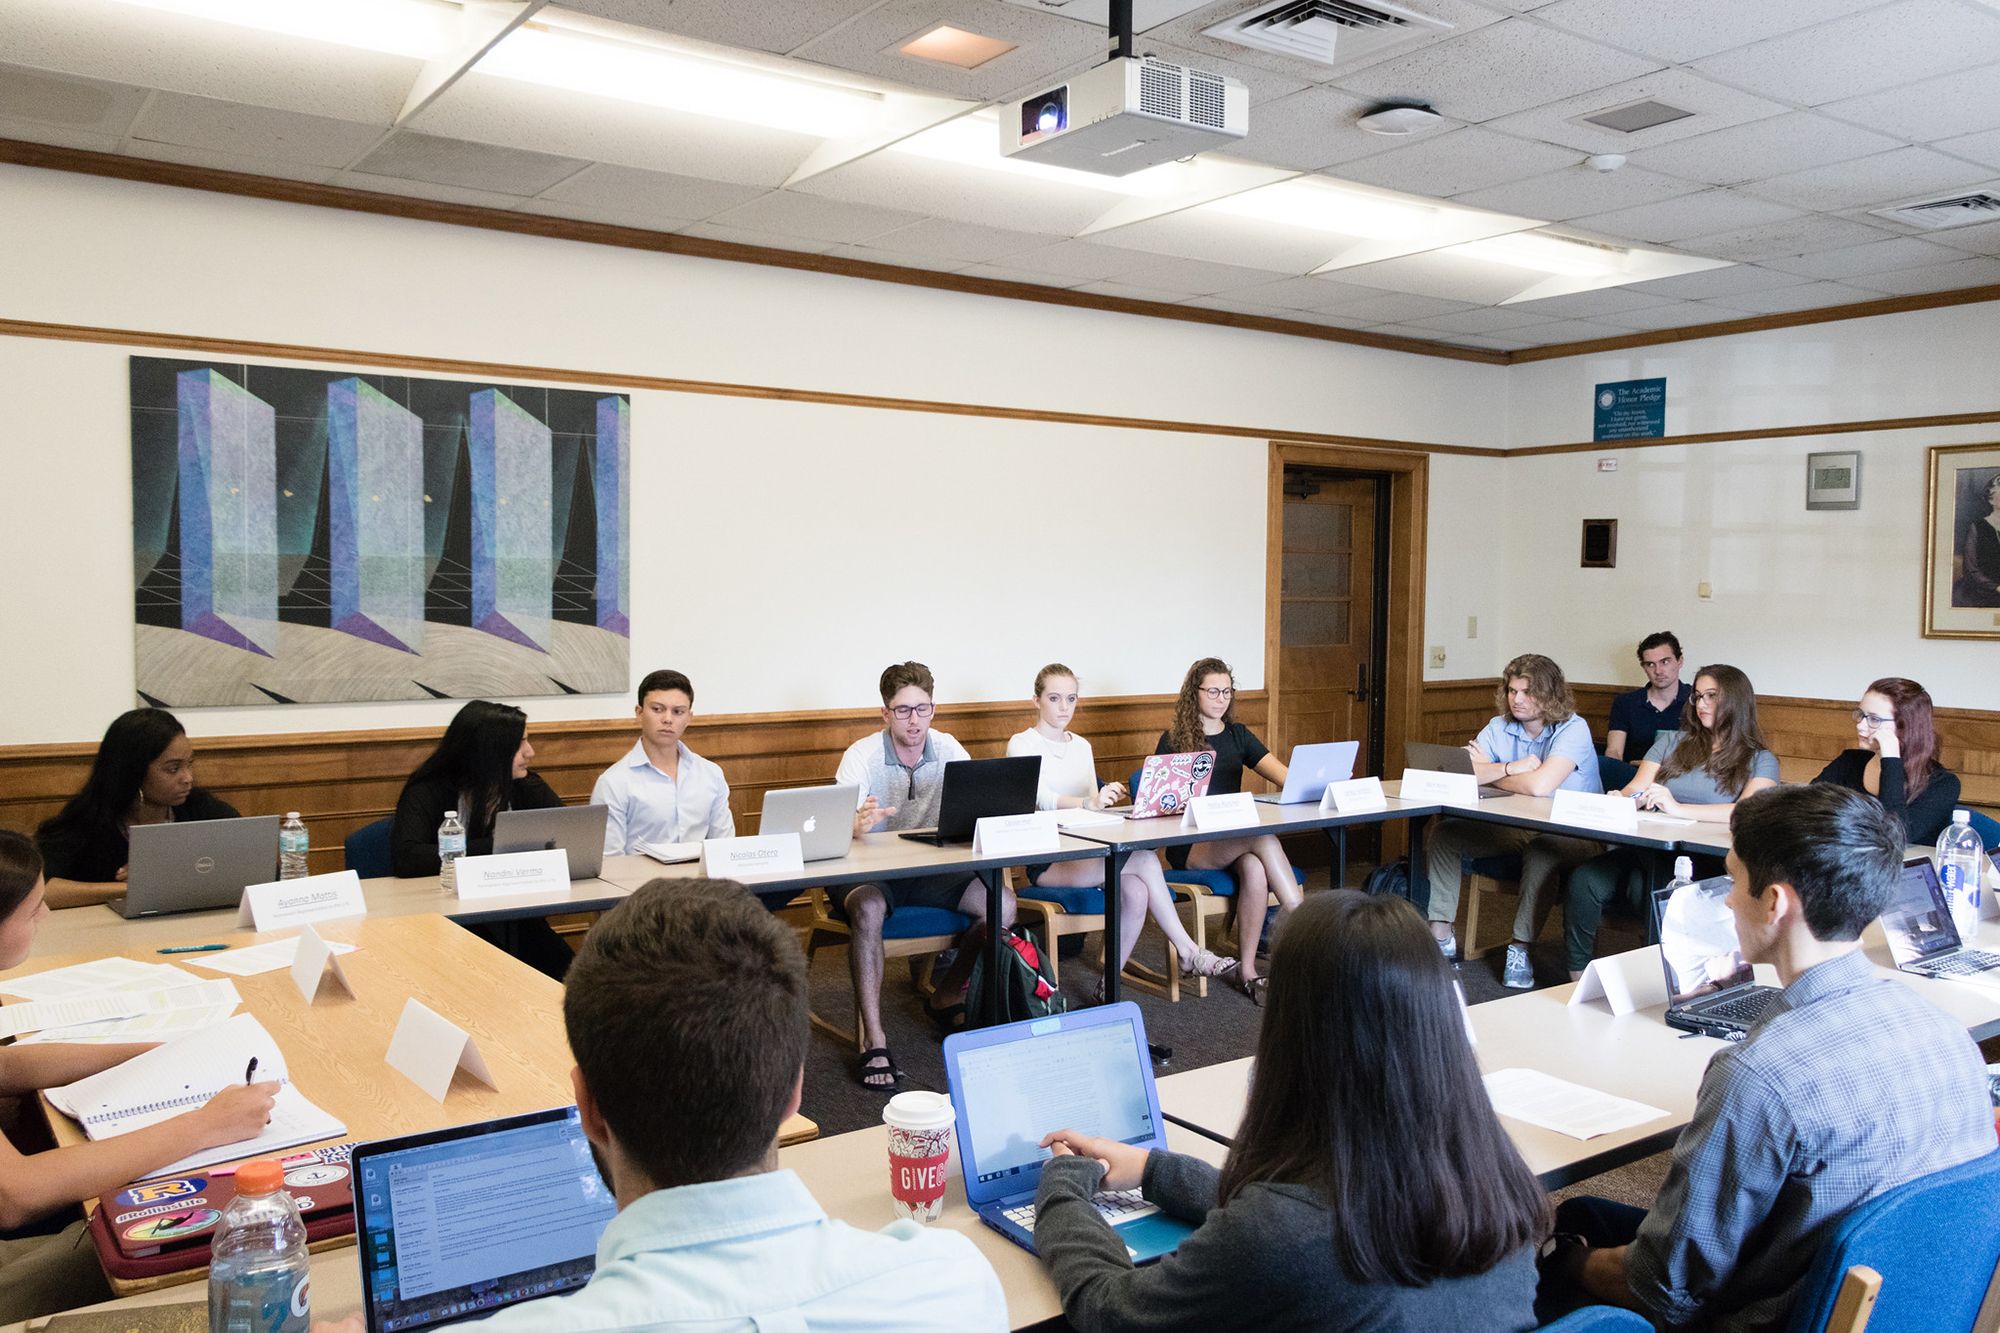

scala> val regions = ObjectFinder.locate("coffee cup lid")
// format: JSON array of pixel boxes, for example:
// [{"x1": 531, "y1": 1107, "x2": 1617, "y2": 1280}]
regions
[{"x1": 883, "y1": 1090, "x2": 953, "y2": 1130}]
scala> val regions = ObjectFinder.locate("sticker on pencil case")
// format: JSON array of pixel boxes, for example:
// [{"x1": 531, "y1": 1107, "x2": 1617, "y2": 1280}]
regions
[
  {"x1": 115, "y1": 1177, "x2": 206, "y2": 1207},
  {"x1": 284, "y1": 1164, "x2": 348, "y2": 1188},
  {"x1": 122, "y1": 1208, "x2": 220, "y2": 1242}
]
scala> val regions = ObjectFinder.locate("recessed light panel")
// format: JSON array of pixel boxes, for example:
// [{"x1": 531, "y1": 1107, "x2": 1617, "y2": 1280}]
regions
[
  {"x1": 895, "y1": 25, "x2": 1018, "y2": 70},
  {"x1": 1579, "y1": 99, "x2": 1695, "y2": 135}
]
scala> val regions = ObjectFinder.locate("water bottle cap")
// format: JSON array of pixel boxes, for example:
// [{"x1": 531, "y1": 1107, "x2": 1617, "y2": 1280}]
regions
[
  {"x1": 286, "y1": 811, "x2": 300, "y2": 820},
  {"x1": 445, "y1": 810, "x2": 458, "y2": 819},
  {"x1": 1674, "y1": 856, "x2": 1692, "y2": 878},
  {"x1": 235, "y1": 1160, "x2": 284, "y2": 1194},
  {"x1": 1953, "y1": 809, "x2": 1970, "y2": 823}
]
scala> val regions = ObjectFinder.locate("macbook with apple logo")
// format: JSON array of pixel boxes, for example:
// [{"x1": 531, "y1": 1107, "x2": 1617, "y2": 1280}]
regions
[{"x1": 759, "y1": 784, "x2": 859, "y2": 861}]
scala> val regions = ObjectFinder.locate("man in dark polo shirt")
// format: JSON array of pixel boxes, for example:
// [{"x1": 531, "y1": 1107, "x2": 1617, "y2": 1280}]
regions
[{"x1": 1604, "y1": 632, "x2": 1691, "y2": 786}]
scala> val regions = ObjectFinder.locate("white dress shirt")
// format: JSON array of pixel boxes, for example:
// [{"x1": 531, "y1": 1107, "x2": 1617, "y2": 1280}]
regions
[{"x1": 591, "y1": 740, "x2": 735, "y2": 855}]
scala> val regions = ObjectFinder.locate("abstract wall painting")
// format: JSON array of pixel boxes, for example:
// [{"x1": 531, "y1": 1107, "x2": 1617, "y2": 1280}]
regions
[{"x1": 131, "y1": 357, "x2": 632, "y2": 704}]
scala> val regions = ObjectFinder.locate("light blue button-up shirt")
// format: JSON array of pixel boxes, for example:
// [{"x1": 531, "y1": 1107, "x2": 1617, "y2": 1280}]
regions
[
  {"x1": 591, "y1": 740, "x2": 735, "y2": 855},
  {"x1": 469, "y1": 1169, "x2": 1007, "y2": 1331},
  {"x1": 1470, "y1": 713, "x2": 1603, "y2": 793}
]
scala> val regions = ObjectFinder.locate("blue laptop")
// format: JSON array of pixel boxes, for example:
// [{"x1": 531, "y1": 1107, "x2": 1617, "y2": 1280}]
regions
[{"x1": 941, "y1": 1002, "x2": 1194, "y2": 1261}]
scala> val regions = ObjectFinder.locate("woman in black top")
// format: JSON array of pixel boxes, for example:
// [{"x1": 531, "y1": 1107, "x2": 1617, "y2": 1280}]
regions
[
  {"x1": 1956, "y1": 473, "x2": 2000, "y2": 607},
  {"x1": 34, "y1": 709, "x2": 239, "y2": 909},
  {"x1": 1153, "y1": 658, "x2": 1301, "y2": 1002},
  {"x1": 1812, "y1": 677, "x2": 1962, "y2": 845},
  {"x1": 391, "y1": 700, "x2": 562, "y2": 876},
  {"x1": 1033, "y1": 891, "x2": 1545, "y2": 1333}
]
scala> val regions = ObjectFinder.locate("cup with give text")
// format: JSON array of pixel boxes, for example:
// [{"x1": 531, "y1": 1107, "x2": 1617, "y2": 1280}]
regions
[{"x1": 882, "y1": 1091, "x2": 955, "y2": 1223}]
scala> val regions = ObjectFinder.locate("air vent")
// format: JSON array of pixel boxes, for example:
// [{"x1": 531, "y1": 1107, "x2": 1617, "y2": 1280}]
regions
[
  {"x1": 1579, "y1": 99, "x2": 1695, "y2": 135},
  {"x1": 1871, "y1": 187, "x2": 2000, "y2": 231},
  {"x1": 1138, "y1": 60, "x2": 1182, "y2": 118},
  {"x1": 1188, "y1": 70, "x2": 1228, "y2": 128},
  {"x1": 1203, "y1": 0, "x2": 1453, "y2": 69}
]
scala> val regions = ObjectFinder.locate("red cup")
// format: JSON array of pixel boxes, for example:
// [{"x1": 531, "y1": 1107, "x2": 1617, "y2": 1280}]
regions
[{"x1": 883, "y1": 1091, "x2": 954, "y2": 1223}]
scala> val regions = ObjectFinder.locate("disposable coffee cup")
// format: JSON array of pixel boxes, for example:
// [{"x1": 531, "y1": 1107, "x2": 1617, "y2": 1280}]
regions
[{"x1": 883, "y1": 1091, "x2": 955, "y2": 1223}]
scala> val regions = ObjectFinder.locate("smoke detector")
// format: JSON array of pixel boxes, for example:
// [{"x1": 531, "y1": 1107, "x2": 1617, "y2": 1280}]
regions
[{"x1": 1358, "y1": 102, "x2": 1444, "y2": 136}]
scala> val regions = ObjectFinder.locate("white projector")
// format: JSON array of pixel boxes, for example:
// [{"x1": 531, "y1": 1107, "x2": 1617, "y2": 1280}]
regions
[{"x1": 1000, "y1": 56, "x2": 1248, "y2": 176}]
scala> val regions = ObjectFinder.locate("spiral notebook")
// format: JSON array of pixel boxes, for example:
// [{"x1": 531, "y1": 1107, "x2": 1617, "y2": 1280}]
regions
[{"x1": 46, "y1": 1013, "x2": 345, "y2": 1179}]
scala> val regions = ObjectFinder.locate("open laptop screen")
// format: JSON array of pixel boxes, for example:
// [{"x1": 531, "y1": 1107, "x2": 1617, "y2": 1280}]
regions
[
  {"x1": 951, "y1": 1011, "x2": 1157, "y2": 1192},
  {"x1": 1881, "y1": 861, "x2": 1958, "y2": 966},
  {"x1": 357, "y1": 1107, "x2": 615, "y2": 1332},
  {"x1": 1655, "y1": 875, "x2": 1755, "y2": 1005}
]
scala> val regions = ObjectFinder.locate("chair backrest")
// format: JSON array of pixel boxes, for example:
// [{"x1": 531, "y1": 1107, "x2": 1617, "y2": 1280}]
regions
[
  {"x1": 1540, "y1": 1306, "x2": 1653, "y2": 1332},
  {"x1": 1598, "y1": 752, "x2": 1639, "y2": 794},
  {"x1": 1965, "y1": 807, "x2": 2000, "y2": 854},
  {"x1": 343, "y1": 816, "x2": 394, "y2": 879},
  {"x1": 1785, "y1": 1149, "x2": 2000, "y2": 1333}
]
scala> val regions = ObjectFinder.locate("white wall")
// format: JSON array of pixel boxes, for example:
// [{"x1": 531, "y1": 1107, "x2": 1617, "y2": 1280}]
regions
[{"x1": 0, "y1": 163, "x2": 1504, "y2": 743}]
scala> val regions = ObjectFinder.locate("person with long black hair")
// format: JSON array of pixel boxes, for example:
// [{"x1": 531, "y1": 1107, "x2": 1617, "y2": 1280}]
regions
[
  {"x1": 1032, "y1": 891, "x2": 1546, "y2": 1331},
  {"x1": 34, "y1": 708, "x2": 239, "y2": 909}
]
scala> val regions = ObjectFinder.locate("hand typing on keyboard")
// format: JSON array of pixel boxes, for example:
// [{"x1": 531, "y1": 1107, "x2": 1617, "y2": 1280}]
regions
[{"x1": 1041, "y1": 1128, "x2": 1152, "y2": 1192}]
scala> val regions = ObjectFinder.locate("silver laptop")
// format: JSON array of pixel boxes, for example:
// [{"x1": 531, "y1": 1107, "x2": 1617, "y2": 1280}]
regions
[
  {"x1": 1404, "y1": 740, "x2": 1511, "y2": 799},
  {"x1": 1256, "y1": 740, "x2": 1359, "y2": 805},
  {"x1": 118, "y1": 815, "x2": 280, "y2": 918},
  {"x1": 1651, "y1": 876, "x2": 1783, "y2": 1039},
  {"x1": 492, "y1": 805, "x2": 608, "y2": 879},
  {"x1": 759, "y1": 784, "x2": 857, "y2": 862},
  {"x1": 1881, "y1": 860, "x2": 2000, "y2": 984}
]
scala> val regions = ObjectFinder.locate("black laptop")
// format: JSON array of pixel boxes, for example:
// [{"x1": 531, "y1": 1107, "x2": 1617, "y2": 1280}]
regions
[
  {"x1": 1404, "y1": 741, "x2": 1511, "y2": 799},
  {"x1": 898, "y1": 756, "x2": 1040, "y2": 847},
  {"x1": 1651, "y1": 876, "x2": 1784, "y2": 1039}
]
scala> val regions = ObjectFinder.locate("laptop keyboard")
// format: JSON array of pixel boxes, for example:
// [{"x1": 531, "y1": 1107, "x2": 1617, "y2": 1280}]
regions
[
  {"x1": 1003, "y1": 1188, "x2": 1158, "y2": 1230},
  {"x1": 1919, "y1": 950, "x2": 2000, "y2": 978},
  {"x1": 1701, "y1": 989, "x2": 1778, "y2": 1026}
]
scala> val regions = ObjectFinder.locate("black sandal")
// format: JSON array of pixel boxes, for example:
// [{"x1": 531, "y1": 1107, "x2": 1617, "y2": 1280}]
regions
[
  {"x1": 925, "y1": 1001, "x2": 968, "y2": 1037},
  {"x1": 856, "y1": 1047, "x2": 903, "y2": 1090},
  {"x1": 1238, "y1": 974, "x2": 1267, "y2": 1007}
]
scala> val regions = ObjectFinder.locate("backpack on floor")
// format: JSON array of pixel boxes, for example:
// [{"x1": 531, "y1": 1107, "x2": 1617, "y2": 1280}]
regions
[
  {"x1": 963, "y1": 927, "x2": 1066, "y2": 1028},
  {"x1": 1364, "y1": 857, "x2": 1413, "y2": 901}
]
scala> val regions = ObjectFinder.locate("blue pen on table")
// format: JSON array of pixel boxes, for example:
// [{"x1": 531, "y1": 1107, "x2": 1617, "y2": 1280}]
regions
[{"x1": 157, "y1": 944, "x2": 228, "y2": 954}]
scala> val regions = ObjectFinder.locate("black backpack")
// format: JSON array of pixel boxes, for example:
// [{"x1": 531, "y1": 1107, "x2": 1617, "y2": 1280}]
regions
[
  {"x1": 1364, "y1": 857, "x2": 1413, "y2": 901},
  {"x1": 963, "y1": 927, "x2": 1066, "y2": 1027}
]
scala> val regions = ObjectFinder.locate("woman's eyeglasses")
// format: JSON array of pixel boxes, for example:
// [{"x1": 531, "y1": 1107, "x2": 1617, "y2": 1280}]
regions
[{"x1": 1199, "y1": 686, "x2": 1234, "y2": 700}]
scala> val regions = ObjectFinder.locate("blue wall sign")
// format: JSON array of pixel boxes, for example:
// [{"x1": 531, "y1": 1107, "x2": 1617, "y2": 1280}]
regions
[{"x1": 1593, "y1": 378, "x2": 1666, "y2": 441}]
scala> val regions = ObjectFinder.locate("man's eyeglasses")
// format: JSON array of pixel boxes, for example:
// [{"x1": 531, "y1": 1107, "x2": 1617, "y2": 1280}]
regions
[
  {"x1": 889, "y1": 702, "x2": 935, "y2": 720},
  {"x1": 1852, "y1": 710, "x2": 1894, "y2": 728},
  {"x1": 1199, "y1": 686, "x2": 1234, "y2": 700}
]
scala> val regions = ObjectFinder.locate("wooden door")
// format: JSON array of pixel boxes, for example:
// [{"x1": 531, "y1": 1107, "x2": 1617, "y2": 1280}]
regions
[{"x1": 1276, "y1": 476, "x2": 1379, "y2": 771}]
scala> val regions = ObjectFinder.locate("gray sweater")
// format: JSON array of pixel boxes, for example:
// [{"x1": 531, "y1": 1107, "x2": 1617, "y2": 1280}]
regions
[{"x1": 1034, "y1": 1151, "x2": 1539, "y2": 1333}]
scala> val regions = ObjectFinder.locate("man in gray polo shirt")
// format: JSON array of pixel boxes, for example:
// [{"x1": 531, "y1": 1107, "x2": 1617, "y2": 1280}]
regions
[{"x1": 831, "y1": 662, "x2": 1015, "y2": 1091}]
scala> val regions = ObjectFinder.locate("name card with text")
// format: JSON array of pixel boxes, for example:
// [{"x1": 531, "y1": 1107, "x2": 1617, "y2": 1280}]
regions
[
  {"x1": 1550, "y1": 790, "x2": 1639, "y2": 835},
  {"x1": 290, "y1": 924, "x2": 355, "y2": 1004},
  {"x1": 702, "y1": 833, "x2": 805, "y2": 881},
  {"x1": 974, "y1": 811, "x2": 1062, "y2": 858},
  {"x1": 237, "y1": 871, "x2": 368, "y2": 932},
  {"x1": 386, "y1": 998, "x2": 495, "y2": 1102},
  {"x1": 454, "y1": 848, "x2": 570, "y2": 901},
  {"x1": 1180, "y1": 792, "x2": 1260, "y2": 833},
  {"x1": 1322, "y1": 776, "x2": 1387, "y2": 815},
  {"x1": 1399, "y1": 768, "x2": 1480, "y2": 809}
]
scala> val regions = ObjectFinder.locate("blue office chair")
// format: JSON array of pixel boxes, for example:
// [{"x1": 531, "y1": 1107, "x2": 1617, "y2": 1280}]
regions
[
  {"x1": 1598, "y1": 753, "x2": 1638, "y2": 794},
  {"x1": 1966, "y1": 807, "x2": 2000, "y2": 853},
  {"x1": 343, "y1": 816, "x2": 394, "y2": 878},
  {"x1": 1783, "y1": 1148, "x2": 2000, "y2": 1333},
  {"x1": 1539, "y1": 1307, "x2": 1652, "y2": 1331}
]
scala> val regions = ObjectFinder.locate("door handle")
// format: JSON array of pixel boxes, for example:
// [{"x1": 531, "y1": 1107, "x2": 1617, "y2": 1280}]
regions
[{"x1": 1348, "y1": 663, "x2": 1369, "y2": 701}]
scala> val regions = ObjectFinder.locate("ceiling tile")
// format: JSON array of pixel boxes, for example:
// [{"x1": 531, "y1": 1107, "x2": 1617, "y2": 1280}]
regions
[
  {"x1": 789, "y1": 0, "x2": 1109, "y2": 101},
  {"x1": 1590, "y1": 300, "x2": 1753, "y2": 331},
  {"x1": 1178, "y1": 294, "x2": 1316, "y2": 319},
  {"x1": 0, "y1": 62, "x2": 147, "y2": 136},
  {"x1": 1140, "y1": 0, "x2": 1505, "y2": 84},
  {"x1": 1705, "y1": 280, "x2": 1885, "y2": 314},
  {"x1": 1225, "y1": 275, "x2": 1387, "y2": 312},
  {"x1": 1619, "y1": 263, "x2": 1813, "y2": 299},
  {"x1": 514, "y1": 197, "x2": 696, "y2": 233},
  {"x1": 1399, "y1": 306, "x2": 1562, "y2": 334},
  {"x1": 998, "y1": 239, "x2": 1162, "y2": 281},
  {"x1": 1286, "y1": 310, "x2": 1385, "y2": 329},
  {"x1": 1081, "y1": 209, "x2": 1349, "y2": 276},
  {"x1": 1920, "y1": 218, "x2": 2000, "y2": 255},
  {"x1": 1096, "y1": 252, "x2": 1297, "y2": 294},
  {"x1": 1839, "y1": 255, "x2": 2000, "y2": 294},
  {"x1": 0, "y1": 114, "x2": 118, "y2": 152},
  {"x1": 953, "y1": 263, "x2": 1081, "y2": 288},
  {"x1": 862, "y1": 216, "x2": 1050, "y2": 262},
  {"x1": 554, "y1": 0, "x2": 886, "y2": 56},
  {"x1": 1937, "y1": 129, "x2": 2000, "y2": 173},
  {"x1": 1760, "y1": 234, "x2": 1979, "y2": 278},
  {"x1": 331, "y1": 171, "x2": 534, "y2": 211},
  {"x1": 129, "y1": 93, "x2": 384, "y2": 170},
  {"x1": 351, "y1": 131, "x2": 589, "y2": 197},
  {"x1": 677, "y1": 221, "x2": 841, "y2": 254},
  {"x1": 124, "y1": 137, "x2": 342, "y2": 185},
  {"x1": 1673, "y1": 213, "x2": 1896, "y2": 263},
  {"x1": 1534, "y1": 0, "x2": 1889, "y2": 64},
  {"x1": 535, "y1": 164, "x2": 768, "y2": 225},
  {"x1": 1569, "y1": 189, "x2": 1802, "y2": 244},
  {"x1": 1501, "y1": 317, "x2": 1631, "y2": 342},
  {"x1": 1225, "y1": 85, "x2": 1406, "y2": 172},
  {"x1": 1480, "y1": 67, "x2": 1789, "y2": 156},
  {"x1": 816, "y1": 243, "x2": 968, "y2": 272},
  {"x1": 1453, "y1": 163, "x2": 1701, "y2": 220},
  {"x1": 1820, "y1": 65, "x2": 2000, "y2": 144},
  {"x1": 1625, "y1": 112, "x2": 1901, "y2": 188},
  {"x1": 704, "y1": 189, "x2": 929, "y2": 244},
  {"x1": 1509, "y1": 286, "x2": 1681, "y2": 318},
  {"x1": 1075, "y1": 280, "x2": 1203, "y2": 304},
  {"x1": 1332, "y1": 126, "x2": 1578, "y2": 197},
  {"x1": 1690, "y1": 0, "x2": 2000, "y2": 108},
  {"x1": 1310, "y1": 290, "x2": 1479, "y2": 323},
  {"x1": 1740, "y1": 146, "x2": 1995, "y2": 212},
  {"x1": 1327, "y1": 250, "x2": 1536, "y2": 304},
  {"x1": 1436, "y1": 331, "x2": 1544, "y2": 350},
  {"x1": 1335, "y1": 19, "x2": 1660, "y2": 125}
]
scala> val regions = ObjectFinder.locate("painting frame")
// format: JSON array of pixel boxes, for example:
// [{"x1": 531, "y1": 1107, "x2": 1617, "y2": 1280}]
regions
[{"x1": 1922, "y1": 442, "x2": 2000, "y2": 640}]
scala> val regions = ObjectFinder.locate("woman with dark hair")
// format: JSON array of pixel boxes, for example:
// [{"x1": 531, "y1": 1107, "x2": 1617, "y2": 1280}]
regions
[
  {"x1": 1032, "y1": 890, "x2": 1545, "y2": 1331},
  {"x1": 0, "y1": 831, "x2": 276, "y2": 1322},
  {"x1": 1153, "y1": 658, "x2": 1301, "y2": 1003},
  {"x1": 1955, "y1": 473, "x2": 2000, "y2": 607},
  {"x1": 1812, "y1": 677, "x2": 1962, "y2": 844},
  {"x1": 34, "y1": 708, "x2": 239, "y2": 908}
]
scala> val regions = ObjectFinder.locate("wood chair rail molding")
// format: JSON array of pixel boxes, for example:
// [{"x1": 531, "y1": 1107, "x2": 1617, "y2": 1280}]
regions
[{"x1": 0, "y1": 692, "x2": 1267, "y2": 875}]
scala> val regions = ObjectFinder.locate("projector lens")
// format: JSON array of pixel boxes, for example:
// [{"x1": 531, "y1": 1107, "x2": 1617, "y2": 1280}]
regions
[{"x1": 1022, "y1": 86, "x2": 1066, "y2": 139}]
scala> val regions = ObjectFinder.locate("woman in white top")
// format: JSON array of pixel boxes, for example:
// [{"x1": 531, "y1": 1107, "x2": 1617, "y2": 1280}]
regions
[{"x1": 1007, "y1": 665, "x2": 1237, "y2": 995}]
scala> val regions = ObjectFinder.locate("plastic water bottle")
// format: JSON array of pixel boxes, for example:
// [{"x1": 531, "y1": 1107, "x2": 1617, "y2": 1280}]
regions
[
  {"x1": 278, "y1": 812, "x2": 309, "y2": 881},
  {"x1": 438, "y1": 810, "x2": 467, "y2": 895},
  {"x1": 208, "y1": 1159, "x2": 310, "y2": 1332},
  {"x1": 1665, "y1": 855, "x2": 1695, "y2": 895},
  {"x1": 1936, "y1": 810, "x2": 1985, "y2": 945}
]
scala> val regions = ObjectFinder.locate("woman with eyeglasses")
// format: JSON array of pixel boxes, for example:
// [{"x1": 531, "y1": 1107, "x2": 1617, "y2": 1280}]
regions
[
  {"x1": 1153, "y1": 658, "x2": 1301, "y2": 1003},
  {"x1": 1560, "y1": 665, "x2": 1779, "y2": 979},
  {"x1": 1811, "y1": 677, "x2": 1962, "y2": 844}
]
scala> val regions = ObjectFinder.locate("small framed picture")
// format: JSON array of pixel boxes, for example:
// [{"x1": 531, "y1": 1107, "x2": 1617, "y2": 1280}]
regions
[
  {"x1": 1924, "y1": 442, "x2": 2000, "y2": 640},
  {"x1": 1580, "y1": 518, "x2": 1617, "y2": 568},
  {"x1": 1806, "y1": 450, "x2": 1860, "y2": 510}
]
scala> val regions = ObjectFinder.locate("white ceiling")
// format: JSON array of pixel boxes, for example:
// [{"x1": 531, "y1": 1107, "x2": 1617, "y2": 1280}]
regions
[{"x1": 6, "y1": 0, "x2": 2000, "y2": 354}]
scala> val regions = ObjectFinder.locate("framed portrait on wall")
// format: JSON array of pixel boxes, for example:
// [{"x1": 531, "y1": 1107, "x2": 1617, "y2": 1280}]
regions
[{"x1": 1924, "y1": 442, "x2": 2000, "y2": 640}]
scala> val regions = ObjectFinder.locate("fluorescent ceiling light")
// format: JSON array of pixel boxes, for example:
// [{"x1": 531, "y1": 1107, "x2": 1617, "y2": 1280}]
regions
[
  {"x1": 1451, "y1": 231, "x2": 1622, "y2": 278},
  {"x1": 1206, "y1": 178, "x2": 1439, "y2": 240},
  {"x1": 109, "y1": 0, "x2": 456, "y2": 60},
  {"x1": 896, "y1": 25, "x2": 1018, "y2": 69}
]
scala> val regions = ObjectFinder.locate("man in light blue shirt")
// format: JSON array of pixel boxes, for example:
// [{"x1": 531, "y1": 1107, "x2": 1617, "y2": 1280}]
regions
[
  {"x1": 592, "y1": 669, "x2": 735, "y2": 856},
  {"x1": 314, "y1": 880, "x2": 1004, "y2": 1333},
  {"x1": 1422, "y1": 654, "x2": 1606, "y2": 989}
]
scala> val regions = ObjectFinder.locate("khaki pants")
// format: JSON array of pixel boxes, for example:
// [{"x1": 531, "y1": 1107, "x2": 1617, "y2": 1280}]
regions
[
  {"x1": 0, "y1": 1217, "x2": 112, "y2": 1324},
  {"x1": 1424, "y1": 818, "x2": 1602, "y2": 943}
]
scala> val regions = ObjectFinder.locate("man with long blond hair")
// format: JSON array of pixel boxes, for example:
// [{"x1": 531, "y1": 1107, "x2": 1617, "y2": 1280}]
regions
[{"x1": 1422, "y1": 653, "x2": 1603, "y2": 988}]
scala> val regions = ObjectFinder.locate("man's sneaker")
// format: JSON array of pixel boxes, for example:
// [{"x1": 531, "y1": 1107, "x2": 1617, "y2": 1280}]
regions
[
  {"x1": 1503, "y1": 942, "x2": 1534, "y2": 989},
  {"x1": 1437, "y1": 934, "x2": 1458, "y2": 961}
]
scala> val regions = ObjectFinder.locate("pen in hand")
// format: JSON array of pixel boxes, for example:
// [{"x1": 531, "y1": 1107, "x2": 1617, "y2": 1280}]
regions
[{"x1": 245, "y1": 1057, "x2": 258, "y2": 1085}]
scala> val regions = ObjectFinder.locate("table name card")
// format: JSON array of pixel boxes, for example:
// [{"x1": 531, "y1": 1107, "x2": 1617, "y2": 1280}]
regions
[
  {"x1": 453, "y1": 848, "x2": 570, "y2": 901},
  {"x1": 1399, "y1": 768, "x2": 1480, "y2": 809},
  {"x1": 702, "y1": 833, "x2": 805, "y2": 881},
  {"x1": 289, "y1": 924, "x2": 354, "y2": 1004},
  {"x1": 1568, "y1": 945, "x2": 1669, "y2": 1017},
  {"x1": 1180, "y1": 792, "x2": 1260, "y2": 833},
  {"x1": 1322, "y1": 776, "x2": 1387, "y2": 815},
  {"x1": 1550, "y1": 790, "x2": 1639, "y2": 835},
  {"x1": 237, "y1": 871, "x2": 368, "y2": 932},
  {"x1": 973, "y1": 812, "x2": 1061, "y2": 858},
  {"x1": 386, "y1": 998, "x2": 495, "y2": 1103}
]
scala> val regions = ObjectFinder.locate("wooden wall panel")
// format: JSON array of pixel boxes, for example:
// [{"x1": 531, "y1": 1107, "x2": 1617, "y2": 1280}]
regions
[
  {"x1": 0, "y1": 693, "x2": 1266, "y2": 874},
  {"x1": 1421, "y1": 680, "x2": 1998, "y2": 817}
]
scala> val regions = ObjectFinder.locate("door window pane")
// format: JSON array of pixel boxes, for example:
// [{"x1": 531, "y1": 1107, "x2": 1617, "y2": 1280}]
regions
[
  {"x1": 1280, "y1": 599, "x2": 1350, "y2": 646},
  {"x1": 1282, "y1": 552, "x2": 1350, "y2": 597}
]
